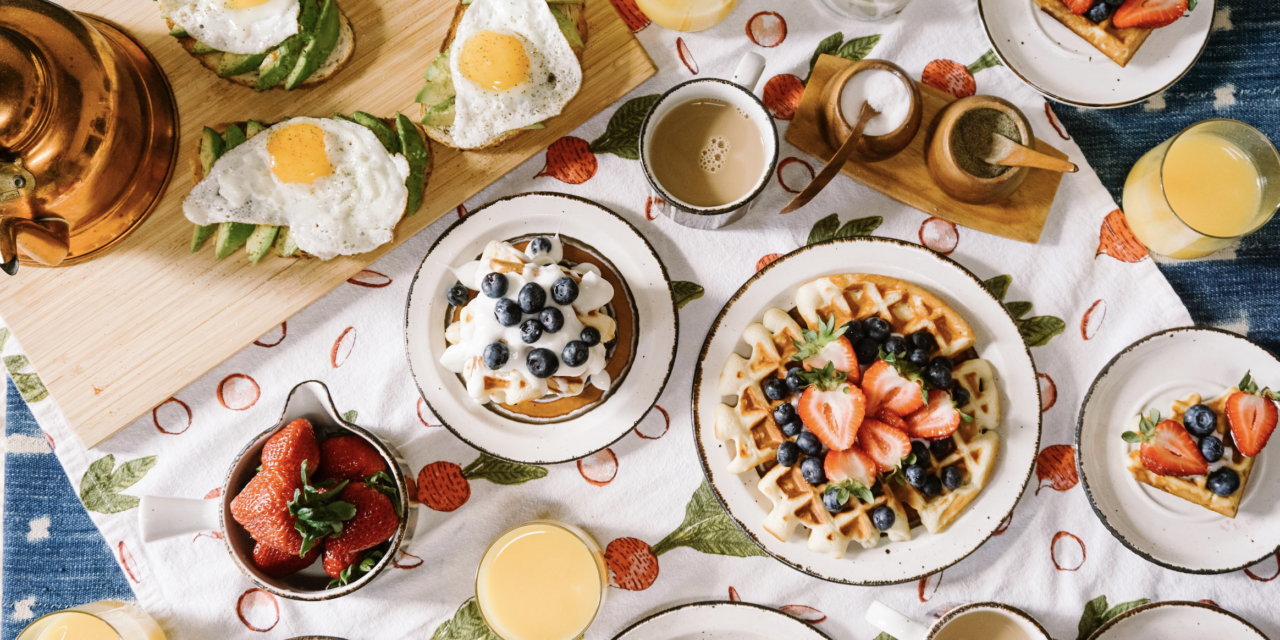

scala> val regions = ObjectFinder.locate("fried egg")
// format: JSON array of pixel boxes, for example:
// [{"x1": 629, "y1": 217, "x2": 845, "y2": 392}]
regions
[
  {"x1": 448, "y1": 0, "x2": 582, "y2": 149},
  {"x1": 163, "y1": 0, "x2": 299, "y2": 55},
  {"x1": 184, "y1": 118, "x2": 410, "y2": 260}
]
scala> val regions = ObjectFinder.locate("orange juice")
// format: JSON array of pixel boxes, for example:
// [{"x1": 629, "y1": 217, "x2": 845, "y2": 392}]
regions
[
  {"x1": 476, "y1": 522, "x2": 606, "y2": 640},
  {"x1": 19, "y1": 602, "x2": 165, "y2": 640},
  {"x1": 634, "y1": 0, "x2": 739, "y2": 32}
]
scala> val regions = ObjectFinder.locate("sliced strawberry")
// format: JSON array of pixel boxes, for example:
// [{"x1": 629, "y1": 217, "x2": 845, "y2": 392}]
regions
[
  {"x1": 861, "y1": 361, "x2": 926, "y2": 417},
  {"x1": 1060, "y1": 0, "x2": 1094, "y2": 15},
  {"x1": 1227, "y1": 392, "x2": 1278, "y2": 457},
  {"x1": 905, "y1": 389, "x2": 962, "y2": 440},
  {"x1": 1138, "y1": 419, "x2": 1208, "y2": 476},
  {"x1": 1112, "y1": 0, "x2": 1187, "y2": 29},
  {"x1": 825, "y1": 447, "x2": 878, "y2": 488},
  {"x1": 803, "y1": 336, "x2": 860, "y2": 384},
  {"x1": 798, "y1": 382, "x2": 865, "y2": 451},
  {"x1": 875, "y1": 408, "x2": 908, "y2": 432},
  {"x1": 858, "y1": 418, "x2": 913, "y2": 472}
]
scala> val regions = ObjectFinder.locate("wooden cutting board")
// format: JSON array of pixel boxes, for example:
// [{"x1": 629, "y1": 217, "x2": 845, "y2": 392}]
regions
[
  {"x1": 0, "y1": 0, "x2": 655, "y2": 448},
  {"x1": 786, "y1": 54, "x2": 1068, "y2": 244}
]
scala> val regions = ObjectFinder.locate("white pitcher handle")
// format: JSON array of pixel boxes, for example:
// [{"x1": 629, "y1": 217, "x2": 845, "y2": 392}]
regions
[
  {"x1": 138, "y1": 495, "x2": 221, "y2": 543},
  {"x1": 867, "y1": 601, "x2": 931, "y2": 640},
  {"x1": 732, "y1": 52, "x2": 766, "y2": 92}
]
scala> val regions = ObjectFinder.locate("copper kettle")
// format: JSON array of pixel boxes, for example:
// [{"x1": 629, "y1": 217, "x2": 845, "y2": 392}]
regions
[{"x1": 0, "y1": 0, "x2": 177, "y2": 275}]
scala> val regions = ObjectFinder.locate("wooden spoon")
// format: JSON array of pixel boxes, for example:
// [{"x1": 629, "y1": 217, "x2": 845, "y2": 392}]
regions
[
  {"x1": 781, "y1": 101, "x2": 880, "y2": 214},
  {"x1": 981, "y1": 134, "x2": 1078, "y2": 173}
]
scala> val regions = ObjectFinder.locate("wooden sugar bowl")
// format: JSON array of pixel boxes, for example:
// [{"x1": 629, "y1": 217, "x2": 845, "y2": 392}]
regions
[
  {"x1": 926, "y1": 96, "x2": 1034, "y2": 205},
  {"x1": 821, "y1": 59, "x2": 923, "y2": 164}
]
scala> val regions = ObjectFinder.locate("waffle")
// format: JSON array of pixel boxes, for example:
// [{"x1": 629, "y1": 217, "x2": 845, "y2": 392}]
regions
[
  {"x1": 1126, "y1": 389, "x2": 1254, "y2": 518},
  {"x1": 1032, "y1": 0, "x2": 1153, "y2": 67},
  {"x1": 758, "y1": 464, "x2": 911, "y2": 558}
]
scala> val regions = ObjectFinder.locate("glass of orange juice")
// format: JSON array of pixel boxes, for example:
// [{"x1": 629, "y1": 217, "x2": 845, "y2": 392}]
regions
[
  {"x1": 634, "y1": 0, "x2": 740, "y2": 32},
  {"x1": 18, "y1": 601, "x2": 165, "y2": 640},
  {"x1": 476, "y1": 521, "x2": 608, "y2": 640},
  {"x1": 1122, "y1": 119, "x2": 1280, "y2": 259}
]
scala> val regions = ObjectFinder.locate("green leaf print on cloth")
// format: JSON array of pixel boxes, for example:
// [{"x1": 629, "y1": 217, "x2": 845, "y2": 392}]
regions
[
  {"x1": 341, "y1": 409, "x2": 358, "y2": 423},
  {"x1": 807, "y1": 213, "x2": 883, "y2": 246},
  {"x1": 805, "y1": 32, "x2": 881, "y2": 82},
  {"x1": 589, "y1": 94, "x2": 661, "y2": 160},
  {"x1": 983, "y1": 275, "x2": 1066, "y2": 347},
  {"x1": 430, "y1": 598, "x2": 501, "y2": 640},
  {"x1": 672, "y1": 281, "x2": 705, "y2": 309},
  {"x1": 462, "y1": 453, "x2": 548, "y2": 485},
  {"x1": 80, "y1": 454, "x2": 158, "y2": 514},
  {"x1": 4, "y1": 354, "x2": 49, "y2": 403},
  {"x1": 651, "y1": 482, "x2": 767, "y2": 558},
  {"x1": 1076, "y1": 595, "x2": 1150, "y2": 640}
]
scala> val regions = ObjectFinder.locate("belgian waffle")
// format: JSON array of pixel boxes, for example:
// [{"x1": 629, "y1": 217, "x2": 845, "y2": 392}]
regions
[
  {"x1": 1032, "y1": 0, "x2": 1153, "y2": 67},
  {"x1": 758, "y1": 464, "x2": 911, "y2": 557},
  {"x1": 1126, "y1": 389, "x2": 1253, "y2": 518}
]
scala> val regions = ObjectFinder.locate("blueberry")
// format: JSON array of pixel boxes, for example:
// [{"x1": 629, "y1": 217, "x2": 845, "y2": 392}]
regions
[
  {"x1": 904, "y1": 464, "x2": 927, "y2": 488},
  {"x1": 562, "y1": 341, "x2": 589, "y2": 367},
  {"x1": 929, "y1": 438, "x2": 955, "y2": 459},
  {"x1": 494, "y1": 299, "x2": 522, "y2": 327},
  {"x1": 773, "y1": 403, "x2": 798, "y2": 426},
  {"x1": 871, "y1": 505, "x2": 896, "y2": 531},
  {"x1": 854, "y1": 336, "x2": 881, "y2": 365},
  {"x1": 482, "y1": 342, "x2": 509, "y2": 369},
  {"x1": 921, "y1": 474, "x2": 942, "y2": 498},
  {"x1": 519, "y1": 319, "x2": 543, "y2": 344},
  {"x1": 579, "y1": 326, "x2": 601, "y2": 346},
  {"x1": 883, "y1": 335, "x2": 907, "y2": 357},
  {"x1": 1206, "y1": 467, "x2": 1240, "y2": 497},
  {"x1": 823, "y1": 490, "x2": 847, "y2": 513},
  {"x1": 911, "y1": 441, "x2": 931, "y2": 466},
  {"x1": 446, "y1": 283, "x2": 469, "y2": 306},
  {"x1": 796, "y1": 431, "x2": 824, "y2": 457},
  {"x1": 528, "y1": 236, "x2": 553, "y2": 256},
  {"x1": 1084, "y1": 0, "x2": 1110, "y2": 23},
  {"x1": 951, "y1": 386, "x2": 971, "y2": 408},
  {"x1": 930, "y1": 355, "x2": 953, "y2": 371},
  {"x1": 841, "y1": 320, "x2": 865, "y2": 342},
  {"x1": 551, "y1": 277, "x2": 579, "y2": 305},
  {"x1": 777, "y1": 441, "x2": 800, "y2": 467},
  {"x1": 780, "y1": 419, "x2": 803, "y2": 438},
  {"x1": 481, "y1": 272, "x2": 508, "y2": 298},
  {"x1": 924, "y1": 363, "x2": 952, "y2": 390},
  {"x1": 518, "y1": 283, "x2": 546, "y2": 314},
  {"x1": 942, "y1": 466, "x2": 963, "y2": 490},
  {"x1": 906, "y1": 348, "x2": 931, "y2": 368},
  {"x1": 539, "y1": 307, "x2": 564, "y2": 333},
  {"x1": 801, "y1": 457, "x2": 827, "y2": 485},
  {"x1": 1200, "y1": 435, "x2": 1225, "y2": 463},
  {"x1": 603, "y1": 336, "x2": 618, "y2": 350},
  {"x1": 908, "y1": 331, "x2": 937, "y2": 352},
  {"x1": 526, "y1": 348, "x2": 559, "y2": 378},
  {"x1": 864, "y1": 317, "x2": 892, "y2": 342},
  {"x1": 763, "y1": 378, "x2": 789, "y2": 402},
  {"x1": 1183, "y1": 403, "x2": 1218, "y2": 438},
  {"x1": 786, "y1": 368, "x2": 808, "y2": 392}
]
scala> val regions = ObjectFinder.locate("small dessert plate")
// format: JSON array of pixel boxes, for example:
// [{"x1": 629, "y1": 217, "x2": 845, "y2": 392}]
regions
[
  {"x1": 405, "y1": 192, "x2": 677, "y2": 464},
  {"x1": 613, "y1": 601, "x2": 832, "y2": 640},
  {"x1": 1077, "y1": 327, "x2": 1280, "y2": 573},
  {"x1": 1087, "y1": 601, "x2": 1269, "y2": 640},
  {"x1": 978, "y1": 0, "x2": 1215, "y2": 108}
]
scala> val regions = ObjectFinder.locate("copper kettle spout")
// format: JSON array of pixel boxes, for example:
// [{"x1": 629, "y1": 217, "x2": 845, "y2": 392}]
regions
[{"x1": 0, "y1": 159, "x2": 69, "y2": 274}]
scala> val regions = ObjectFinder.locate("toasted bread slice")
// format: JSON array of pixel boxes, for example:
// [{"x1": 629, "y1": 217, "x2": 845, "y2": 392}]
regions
[
  {"x1": 421, "y1": 1, "x2": 588, "y2": 150},
  {"x1": 1032, "y1": 0, "x2": 1152, "y2": 67}
]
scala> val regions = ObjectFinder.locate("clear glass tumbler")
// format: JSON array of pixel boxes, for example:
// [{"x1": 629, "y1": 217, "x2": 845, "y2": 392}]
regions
[
  {"x1": 18, "y1": 601, "x2": 165, "y2": 640},
  {"x1": 819, "y1": 0, "x2": 914, "y2": 21}
]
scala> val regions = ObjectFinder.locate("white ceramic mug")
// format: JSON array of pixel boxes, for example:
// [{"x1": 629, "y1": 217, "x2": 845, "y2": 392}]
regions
[
  {"x1": 867, "y1": 601, "x2": 1051, "y2": 640},
  {"x1": 639, "y1": 52, "x2": 779, "y2": 230}
]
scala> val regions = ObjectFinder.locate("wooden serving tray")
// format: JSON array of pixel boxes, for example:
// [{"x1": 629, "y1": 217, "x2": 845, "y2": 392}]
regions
[
  {"x1": 786, "y1": 54, "x2": 1067, "y2": 244},
  {"x1": 0, "y1": 0, "x2": 655, "y2": 448}
]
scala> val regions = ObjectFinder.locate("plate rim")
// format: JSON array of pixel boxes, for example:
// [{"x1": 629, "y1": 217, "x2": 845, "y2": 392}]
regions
[
  {"x1": 1087, "y1": 600, "x2": 1272, "y2": 640},
  {"x1": 1075, "y1": 325, "x2": 1280, "y2": 574},
  {"x1": 611, "y1": 600, "x2": 835, "y2": 640},
  {"x1": 690, "y1": 235, "x2": 1042, "y2": 586},
  {"x1": 403, "y1": 191, "x2": 679, "y2": 465}
]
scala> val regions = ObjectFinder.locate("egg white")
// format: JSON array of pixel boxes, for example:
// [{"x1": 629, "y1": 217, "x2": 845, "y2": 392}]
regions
[{"x1": 163, "y1": 0, "x2": 299, "y2": 55}]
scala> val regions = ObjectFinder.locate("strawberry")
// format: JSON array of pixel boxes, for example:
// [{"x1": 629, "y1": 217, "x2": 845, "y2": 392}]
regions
[
  {"x1": 317, "y1": 435, "x2": 387, "y2": 483},
  {"x1": 792, "y1": 315, "x2": 859, "y2": 383},
  {"x1": 1060, "y1": 0, "x2": 1094, "y2": 15},
  {"x1": 230, "y1": 461, "x2": 355, "y2": 555},
  {"x1": 1123, "y1": 411, "x2": 1208, "y2": 477},
  {"x1": 825, "y1": 447, "x2": 878, "y2": 488},
  {"x1": 905, "y1": 389, "x2": 964, "y2": 440},
  {"x1": 324, "y1": 547, "x2": 386, "y2": 588},
  {"x1": 862, "y1": 360, "x2": 926, "y2": 417},
  {"x1": 1112, "y1": 0, "x2": 1188, "y2": 29},
  {"x1": 326, "y1": 481, "x2": 401, "y2": 556},
  {"x1": 875, "y1": 408, "x2": 908, "y2": 432},
  {"x1": 252, "y1": 540, "x2": 319, "y2": 578},
  {"x1": 261, "y1": 418, "x2": 320, "y2": 479},
  {"x1": 323, "y1": 544, "x2": 360, "y2": 578},
  {"x1": 797, "y1": 362, "x2": 865, "y2": 451},
  {"x1": 858, "y1": 418, "x2": 913, "y2": 473},
  {"x1": 1226, "y1": 371, "x2": 1279, "y2": 457}
]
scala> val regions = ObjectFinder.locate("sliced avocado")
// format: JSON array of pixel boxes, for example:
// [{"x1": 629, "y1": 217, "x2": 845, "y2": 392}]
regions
[
  {"x1": 170, "y1": 25, "x2": 189, "y2": 38},
  {"x1": 521, "y1": 122, "x2": 546, "y2": 130},
  {"x1": 421, "y1": 97, "x2": 455, "y2": 127},
  {"x1": 214, "y1": 222, "x2": 256, "y2": 260},
  {"x1": 284, "y1": 0, "x2": 340, "y2": 90},
  {"x1": 297, "y1": 0, "x2": 322, "y2": 33},
  {"x1": 255, "y1": 36, "x2": 307, "y2": 91},
  {"x1": 246, "y1": 120, "x2": 268, "y2": 137},
  {"x1": 274, "y1": 227, "x2": 299, "y2": 257},
  {"x1": 217, "y1": 51, "x2": 269, "y2": 77},
  {"x1": 246, "y1": 225, "x2": 280, "y2": 264},
  {"x1": 332, "y1": 113, "x2": 357, "y2": 122},
  {"x1": 548, "y1": 6, "x2": 583, "y2": 48},
  {"x1": 190, "y1": 41, "x2": 218, "y2": 55},
  {"x1": 396, "y1": 112, "x2": 428, "y2": 216},
  {"x1": 191, "y1": 225, "x2": 217, "y2": 253},
  {"x1": 416, "y1": 53, "x2": 455, "y2": 108},
  {"x1": 223, "y1": 123, "x2": 247, "y2": 150},
  {"x1": 198, "y1": 126, "x2": 227, "y2": 176},
  {"x1": 352, "y1": 112, "x2": 401, "y2": 154},
  {"x1": 422, "y1": 51, "x2": 451, "y2": 85}
]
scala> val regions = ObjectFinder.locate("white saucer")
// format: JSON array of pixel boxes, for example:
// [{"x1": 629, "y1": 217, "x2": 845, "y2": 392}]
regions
[
  {"x1": 613, "y1": 601, "x2": 831, "y2": 640},
  {"x1": 1089, "y1": 601, "x2": 1269, "y2": 640},
  {"x1": 1077, "y1": 327, "x2": 1280, "y2": 573},
  {"x1": 405, "y1": 192, "x2": 677, "y2": 464},
  {"x1": 691, "y1": 237, "x2": 1042, "y2": 585},
  {"x1": 978, "y1": 0, "x2": 1215, "y2": 108}
]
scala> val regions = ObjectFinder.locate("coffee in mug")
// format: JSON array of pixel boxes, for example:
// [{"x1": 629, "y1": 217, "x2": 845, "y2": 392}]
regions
[
  {"x1": 933, "y1": 610, "x2": 1031, "y2": 640},
  {"x1": 647, "y1": 98, "x2": 768, "y2": 208}
]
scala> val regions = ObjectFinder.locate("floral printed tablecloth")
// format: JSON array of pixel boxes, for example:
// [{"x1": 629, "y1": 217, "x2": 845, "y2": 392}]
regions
[{"x1": 5, "y1": 0, "x2": 1280, "y2": 638}]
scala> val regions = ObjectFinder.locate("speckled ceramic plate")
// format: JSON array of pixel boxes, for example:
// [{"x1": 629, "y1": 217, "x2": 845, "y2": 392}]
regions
[
  {"x1": 1088, "y1": 601, "x2": 1270, "y2": 640},
  {"x1": 979, "y1": 0, "x2": 1215, "y2": 108},
  {"x1": 613, "y1": 601, "x2": 832, "y2": 640},
  {"x1": 1077, "y1": 327, "x2": 1280, "y2": 573},
  {"x1": 691, "y1": 236, "x2": 1042, "y2": 585}
]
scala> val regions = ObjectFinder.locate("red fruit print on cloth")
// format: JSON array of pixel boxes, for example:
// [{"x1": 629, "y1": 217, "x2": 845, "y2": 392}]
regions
[
  {"x1": 644, "y1": 196, "x2": 667, "y2": 221},
  {"x1": 393, "y1": 550, "x2": 423, "y2": 570},
  {"x1": 728, "y1": 586, "x2": 741, "y2": 602},
  {"x1": 746, "y1": 12, "x2": 787, "y2": 48},
  {"x1": 918, "y1": 571, "x2": 943, "y2": 602},
  {"x1": 777, "y1": 157, "x2": 814, "y2": 193},
  {"x1": 756, "y1": 253, "x2": 783, "y2": 272},
  {"x1": 417, "y1": 461, "x2": 471, "y2": 512},
  {"x1": 1044, "y1": 102, "x2": 1071, "y2": 140},
  {"x1": 677, "y1": 37, "x2": 698, "y2": 74},
  {"x1": 1199, "y1": 599, "x2": 1220, "y2": 607},
  {"x1": 153, "y1": 397, "x2": 192, "y2": 435},
  {"x1": 236, "y1": 588, "x2": 280, "y2": 632},
  {"x1": 456, "y1": 204, "x2": 468, "y2": 219},
  {"x1": 1244, "y1": 551, "x2": 1280, "y2": 582},
  {"x1": 578, "y1": 448, "x2": 619, "y2": 486},
  {"x1": 1081, "y1": 299, "x2": 1107, "y2": 340},
  {"x1": 1097, "y1": 209, "x2": 1150, "y2": 263},
  {"x1": 1035, "y1": 445, "x2": 1079, "y2": 494},
  {"x1": 194, "y1": 487, "x2": 224, "y2": 540},
  {"x1": 253, "y1": 321, "x2": 286, "y2": 347},
  {"x1": 763, "y1": 74, "x2": 805, "y2": 120},
  {"x1": 416, "y1": 397, "x2": 440, "y2": 427},
  {"x1": 204, "y1": 487, "x2": 222, "y2": 499},
  {"x1": 605, "y1": 537, "x2": 659, "y2": 590},
  {"x1": 217, "y1": 374, "x2": 260, "y2": 411},
  {"x1": 635, "y1": 405, "x2": 670, "y2": 439},
  {"x1": 609, "y1": 0, "x2": 650, "y2": 32},
  {"x1": 1051, "y1": 531, "x2": 1086, "y2": 571},
  {"x1": 993, "y1": 512, "x2": 1013, "y2": 536},
  {"x1": 44, "y1": 432, "x2": 55, "y2": 451},
  {"x1": 331, "y1": 326, "x2": 357, "y2": 368},
  {"x1": 536, "y1": 136, "x2": 597, "y2": 184},
  {"x1": 922, "y1": 50, "x2": 1002, "y2": 99},
  {"x1": 347, "y1": 269, "x2": 392, "y2": 288},
  {"x1": 118, "y1": 541, "x2": 140, "y2": 583},
  {"x1": 918, "y1": 217, "x2": 959, "y2": 255},
  {"x1": 780, "y1": 605, "x2": 826, "y2": 625},
  {"x1": 1039, "y1": 373, "x2": 1058, "y2": 411}
]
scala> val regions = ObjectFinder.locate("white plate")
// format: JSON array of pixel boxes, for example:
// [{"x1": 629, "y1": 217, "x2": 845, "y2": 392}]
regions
[
  {"x1": 1089, "y1": 601, "x2": 1270, "y2": 640},
  {"x1": 405, "y1": 192, "x2": 677, "y2": 464},
  {"x1": 691, "y1": 237, "x2": 1042, "y2": 585},
  {"x1": 613, "y1": 601, "x2": 832, "y2": 640},
  {"x1": 978, "y1": 0, "x2": 1215, "y2": 108},
  {"x1": 1076, "y1": 327, "x2": 1280, "y2": 573}
]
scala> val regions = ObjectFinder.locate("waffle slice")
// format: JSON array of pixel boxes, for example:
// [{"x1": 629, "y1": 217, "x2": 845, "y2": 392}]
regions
[
  {"x1": 715, "y1": 309, "x2": 805, "y2": 473},
  {"x1": 1032, "y1": 0, "x2": 1153, "y2": 67},
  {"x1": 1126, "y1": 389, "x2": 1254, "y2": 518},
  {"x1": 759, "y1": 464, "x2": 911, "y2": 558}
]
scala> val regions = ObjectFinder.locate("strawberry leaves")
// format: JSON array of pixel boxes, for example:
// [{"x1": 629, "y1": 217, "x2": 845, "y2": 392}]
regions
[
  {"x1": 791, "y1": 314, "x2": 847, "y2": 362},
  {"x1": 289, "y1": 460, "x2": 356, "y2": 555},
  {"x1": 1239, "y1": 370, "x2": 1277, "y2": 400},
  {"x1": 796, "y1": 361, "x2": 846, "y2": 391},
  {"x1": 824, "y1": 478, "x2": 874, "y2": 509},
  {"x1": 327, "y1": 548, "x2": 385, "y2": 589},
  {"x1": 366, "y1": 471, "x2": 403, "y2": 518},
  {"x1": 1122, "y1": 410, "x2": 1159, "y2": 444},
  {"x1": 880, "y1": 349, "x2": 929, "y2": 405}
]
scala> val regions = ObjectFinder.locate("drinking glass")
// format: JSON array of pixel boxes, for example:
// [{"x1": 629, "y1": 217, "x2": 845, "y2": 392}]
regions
[
  {"x1": 18, "y1": 601, "x2": 165, "y2": 640},
  {"x1": 819, "y1": 0, "x2": 914, "y2": 21},
  {"x1": 633, "y1": 0, "x2": 740, "y2": 32}
]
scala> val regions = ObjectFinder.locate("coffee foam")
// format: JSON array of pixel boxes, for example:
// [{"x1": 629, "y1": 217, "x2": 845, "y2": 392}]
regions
[{"x1": 699, "y1": 136, "x2": 730, "y2": 173}]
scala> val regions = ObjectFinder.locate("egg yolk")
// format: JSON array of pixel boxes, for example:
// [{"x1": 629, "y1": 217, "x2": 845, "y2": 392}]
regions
[
  {"x1": 459, "y1": 30, "x2": 531, "y2": 92},
  {"x1": 227, "y1": 0, "x2": 271, "y2": 9},
  {"x1": 267, "y1": 123, "x2": 332, "y2": 185}
]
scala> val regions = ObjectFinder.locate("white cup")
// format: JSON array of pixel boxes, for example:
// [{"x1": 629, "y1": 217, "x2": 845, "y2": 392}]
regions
[
  {"x1": 867, "y1": 601, "x2": 1051, "y2": 640},
  {"x1": 638, "y1": 52, "x2": 779, "y2": 230}
]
